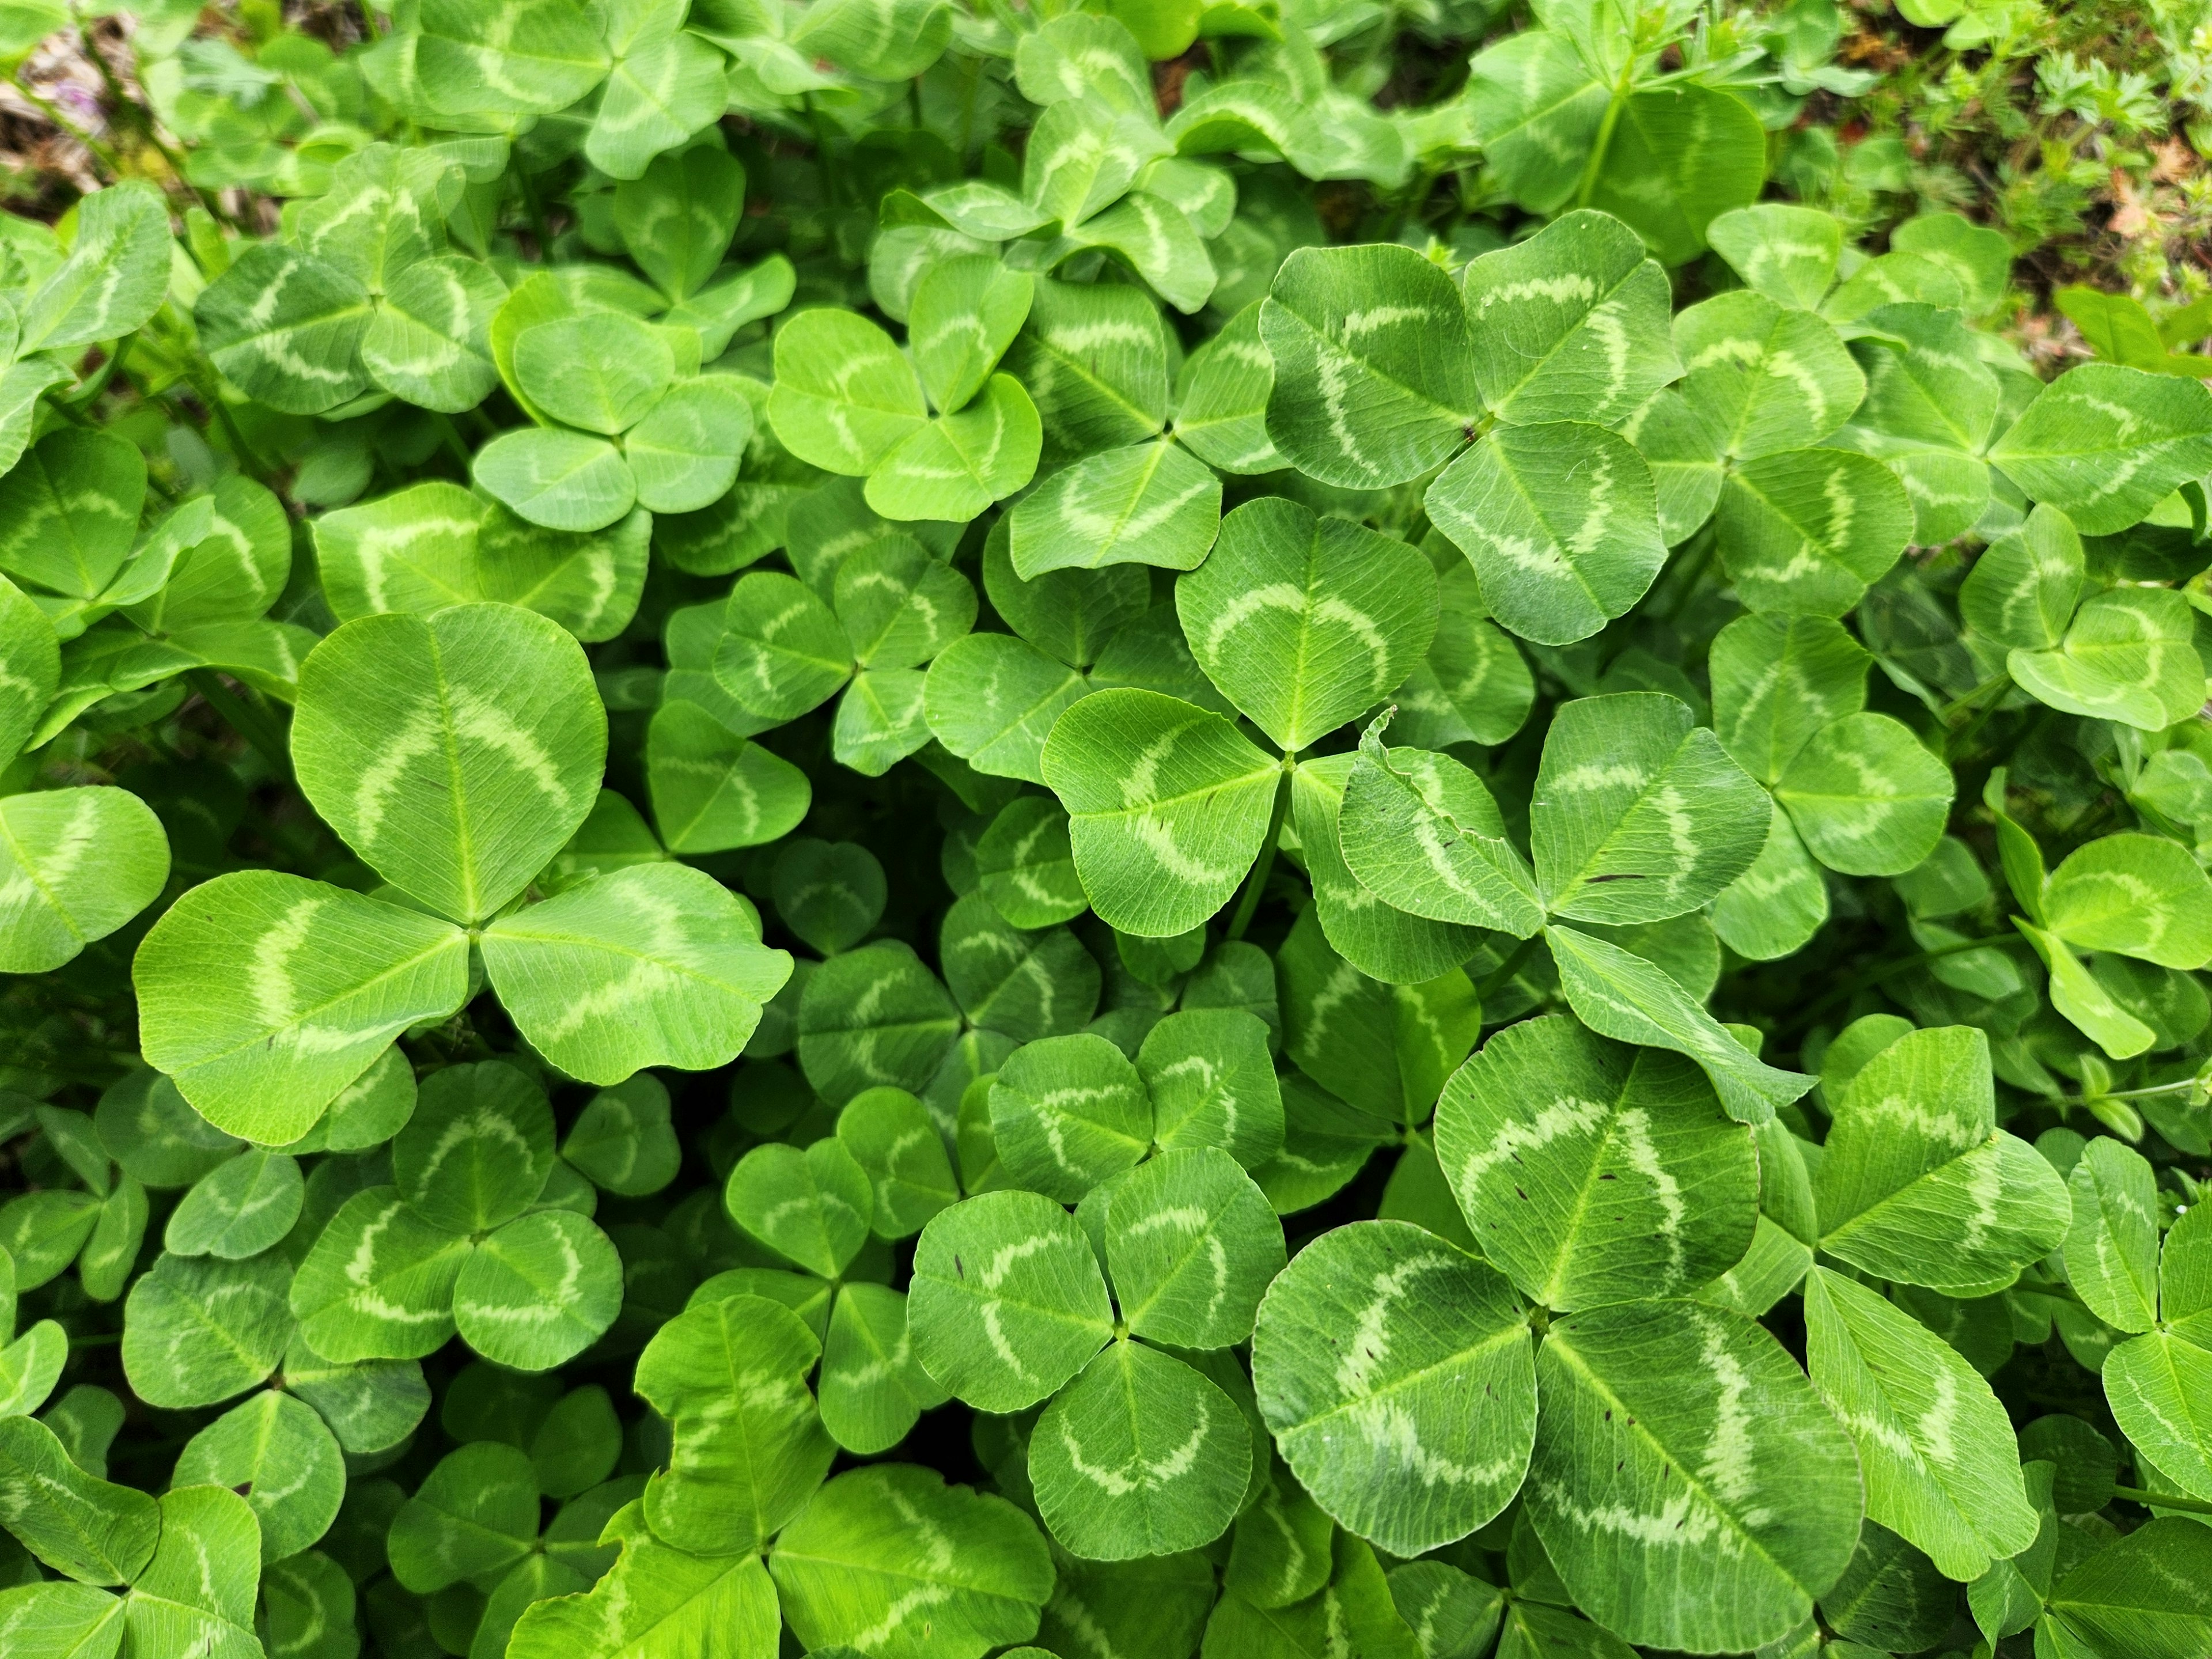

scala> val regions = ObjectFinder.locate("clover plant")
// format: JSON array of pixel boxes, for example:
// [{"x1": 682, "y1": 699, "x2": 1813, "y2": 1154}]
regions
[{"x1": 2, "y1": 3, "x2": 2212, "y2": 1659}]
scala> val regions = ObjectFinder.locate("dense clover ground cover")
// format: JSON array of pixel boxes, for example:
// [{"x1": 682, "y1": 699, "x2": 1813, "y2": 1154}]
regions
[{"x1": 3, "y1": 1, "x2": 2212, "y2": 1657}]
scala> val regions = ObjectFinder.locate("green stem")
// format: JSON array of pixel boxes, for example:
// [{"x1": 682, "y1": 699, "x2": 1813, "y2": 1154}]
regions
[
  {"x1": 1940, "y1": 671, "x2": 2012, "y2": 724},
  {"x1": 1225, "y1": 761, "x2": 1296, "y2": 943},
  {"x1": 187, "y1": 671, "x2": 291, "y2": 779},
  {"x1": 182, "y1": 375, "x2": 278, "y2": 486},
  {"x1": 2113, "y1": 1484, "x2": 2212, "y2": 1517},
  {"x1": 1476, "y1": 934, "x2": 1540, "y2": 1004},
  {"x1": 1571, "y1": 69, "x2": 1635, "y2": 210},
  {"x1": 2046, "y1": 1077, "x2": 2205, "y2": 1108}
]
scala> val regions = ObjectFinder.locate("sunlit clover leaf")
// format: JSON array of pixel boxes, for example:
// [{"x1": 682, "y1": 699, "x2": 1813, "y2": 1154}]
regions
[
  {"x1": 387, "y1": 1439, "x2": 540, "y2": 1594},
  {"x1": 1277, "y1": 907, "x2": 1481, "y2": 1124},
  {"x1": 1425, "y1": 422, "x2": 1666, "y2": 647},
  {"x1": 910, "y1": 256, "x2": 1035, "y2": 418},
  {"x1": 452, "y1": 1209, "x2": 624, "y2": 1371},
  {"x1": 794, "y1": 0, "x2": 952, "y2": 78},
  {"x1": 1013, "y1": 12, "x2": 1151, "y2": 111},
  {"x1": 1771, "y1": 710, "x2": 1952, "y2": 878},
  {"x1": 195, "y1": 243, "x2": 374, "y2": 416},
  {"x1": 290, "y1": 139, "x2": 453, "y2": 294},
  {"x1": 868, "y1": 374, "x2": 1043, "y2": 522},
  {"x1": 1673, "y1": 291, "x2": 1866, "y2": 460},
  {"x1": 1545, "y1": 924, "x2": 1813, "y2": 1124},
  {"x1": 633, "y1": 1292, "x2": 836, "y2": 1554},
  {"x1": 471, "y1": 428, "x2": 638, "y2": 535},
  {"x1": 288, "y1": 1188, "x2": 469, "y2": 1362},
  {"x1": 0, "y1": 1415, "x2": 158, "y2": 1585},
  {"x1": 278, "y1": 1332, "x2": 431, "y2": 1456},
  {"x1": 1709, "y1": 804, "x2": 1831, "y2": 964},
  {"x1": 0, "y1": 1318, "x2": 64, "y2": 1419},
  {"x1": 1336, "y1": 722, "x2": 1544, "y2": 936},
  {"x1": 586, "y1": 2, "x2": 729, "y2": 181},
  {"x1": 1707, "y1": 203, "x2": 1844, "y2": 310},
  {"x1": 1528, "y1": 1298, "x2": 1862, "y2": 1653},
  {"x1": 940, "y1": 894, "x2": 1099, "y2": 1047},
  {"x1": 2008, "y1": 588, "x2": 2205, "y2": 732},
  {"x1": 2040, "y1": 832, "x2": 2212, "y2": 970},
  {"x1": 1010, "y1": 438, "x2": 1223, "y2": 578},
  {"x1": 362, "y1": 253, "x2": 507, "y2": 413},
  {"x1": 1958, "y1": 503, "x2": 2084, "y2": 653},
  {"x1": 120, "y1": 474, "x2": 291, "y2": 637},
  {"x1": 1061, "y1": 191, "x2": 1219, "y2": 317},
  {"x1": 292, "y1": 603, "x2": 605, "y2": 923},
  {"x1": 770, "y1": 1464, "x2": 1055, "y2": 1659},
  {"x1": 837, "y1": 1088, "x2": 961, "y2": 1241},
  {"x1": 1708, "y1": 612, "x2": 1872, "y2": 786},
  {"x1": 1290, "y1": 752, "x2": 1491, "y2": 986},
  {"x1": 510, "y1": 1503, "x2": 781, "y2": 1659},
  {"x1": 1138, "y1": 1007, "x2": 1282, "y2": 1169},
  {"x1": 974, "y1": 797, "x2": 1088, "y2": 929},
  {"x1": 308, "y1": 481, "x2": 487, "y2": 622},
  {"x1": 411, "y1": 0, "x2": 611, "y2": 116},
  {"x1": 1176, "y1": 497, "x2": 1437, "y2": 752},
  {"x1": 1040, "y1": 688, "x2": 1281, "y2": 938},
  {"x1": 796, "y1": 941, "x2": 963, "y2": 1106},
  {"x1": 2062, "y1": 1138, "x2": 2161, "y2": 1335},
  {"x1": 480, "y1": 861, "x2": 793, "y2": 1084},
  {"x1": 726, "y1": 1138, "x2": 873, "y2": 1279},
  {"x1": 909, "y1": 1190, "x2": 1115, "y2": 1413},
  {"x1": 1005, "y1": 277, "x2": 1173, "y2": 467},
  {"x1": 1435, "y1": 1015, "x2": 1759, "y2": 1310},
  {"x1": 1461, "y1": 210, "x2": 1680, "y2": 427},
  {"x1": 1532, "y1": 691, "x2": 1768, "y2": 925},
  {"x1": 0, "y1": 1580, "x2": 127, "y2": 1657},
  {"x1": 713, "y1": 570, "x2": 852, "y2": 722},
  {"x1": 0, "y1": 787, "x2": 169, "y2": 975},
  {"x1": 112, "y1": 1486, "x2": 263, "y2": 1659},
  {"x1": 1207, "y1": 1530, "x2": 1426, "y2": 1659},
  {"x1": 1990, "y1": 363, "x2": 2212, "y2": 535},
  {"x1": 0, "y1": 583, "x2": 56, "y2": 770},
  {"x1": 768, "y1": 309, "x2": 930, "y2": 474},
  {"x1": 1584, "y1": 84, "x2": 1765, "y2": 268},
  {"x1": 0, "y1": 1192, "x2": 99, "y2": 1294},
  {"x1": 172, "y1": 1389, "x2": 343, "y2": 1564},
  {"x1": 1715, "y1": 447, "x2": 1914, "y2": 618},
  {"x1": 1225, "y1": 1467, "x2": 1335, "y2": 1611},
  {"x1": 2101, "y1": 1203, "x2": 2212, "y2": 1504},
  {"x1": 0, "y1": 429, "x2": 146, "y2": 604},
  {"x1": 560, "y1": 1074, "x2": 681, "y2": 1199},
  {"x1": 164, "y1": 1149, "x2": 302, "y2": 1261},
  {"x1": 133, "y1": 872, "x2": 469, "y2": 1145},
  {"x1": 391, "y1": 1060, "x2": 554, "y2": 1234},
  {"x1": 1171, "y1": 301, "x2": 1282, "y2": 476},
  {"x1": 1812, "y1": 1024, "x2": 2071, "y2": 1296},
  {"x1": 119, "y1": 1250, "x2": 293, "y2": 1410},
  {"x1": 15, "y1": 181, "x2": 169, "y2": 357},
  {"x1": 1103, "y1": 1147, "x2": 1283, "y2": 1347},
  {"x1": 517, "y1": 313, "x2": 673, "y2": 437},
  {"x1": 1030, "y1": 1338, "x2": 1252, "y2": 1560},
  {"x1": 1259, "y1": 243, "x2": 1483, "y2": 490},
  {"x1": 1804, "y1": 1265, "x2": 2039, "y2": 1581},
  {"x1": 988, "y1": 1032, "x2": 1151, "y2": 1202},
  {"x1": 1251, "y1": 1219, "x2": 1535, "y2": 1556}
]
